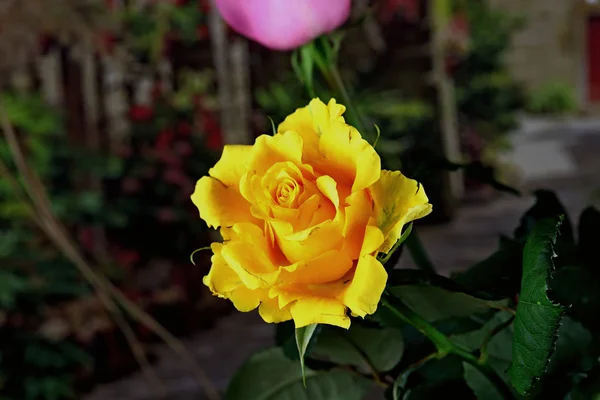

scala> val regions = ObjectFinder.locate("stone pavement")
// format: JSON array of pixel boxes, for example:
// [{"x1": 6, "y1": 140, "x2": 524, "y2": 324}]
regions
[{"x1": 84, "y1": 117, "x2": 600, "y2": 400}]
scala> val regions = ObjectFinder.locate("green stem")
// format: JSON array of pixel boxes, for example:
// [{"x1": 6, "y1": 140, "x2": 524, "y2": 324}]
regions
[
  {"x1": 315, "y1": 60, "x2": 373, "y2": 143},
  {"x1": 381, "y1": 295, "x2": 516, "y2": 399},
  {"x1": 404, "y1": 230, "x2": 436, "y2": 274}
]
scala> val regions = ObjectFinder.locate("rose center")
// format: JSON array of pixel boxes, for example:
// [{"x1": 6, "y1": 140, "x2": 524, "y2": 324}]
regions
[
  {"x1": 262, "y1": 162, "x2": 306, "y2": 209},
  {"x1": 275, "y1": 178, "x2": 299, "y2": 206}
]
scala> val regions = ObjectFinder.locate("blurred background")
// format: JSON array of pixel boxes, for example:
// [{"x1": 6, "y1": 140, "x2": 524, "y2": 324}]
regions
[{"x1": 0, "y1": 0, "x2": 599, "y2": 399}]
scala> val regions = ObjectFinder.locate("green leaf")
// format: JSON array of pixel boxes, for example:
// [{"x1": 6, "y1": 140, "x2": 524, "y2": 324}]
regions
[
  {"x1": 226, "y1": 348, "x2": 371, "y2": 400},
  {"x1": 311, "y1": 324, "x2": 404, "y2": 373},
  {"x1": 404, "y1": 228, "x2": 436, "y2": 273},
  {"x1": 514, "y1": 190, "x2": 573, "y2": 243},
  {"x1": 377, "y1": 223, "x2": 413, "y2": 266},
  {"x1": 508, "y1": 218, "x2": 567, "y2": 395},
  {"x1": 546, "y1": 317, "x2": 592, "y2": 373},
  {"x1": 463, "y1": 363, "x2": 504, "y2": 400},
  {"x1": 453, "y1": 237, "x2": 523, "y2": 298},
  {"x1": 296, "y1": 324, "x2": 318, "y2": 385},
  {"x1": 551, "y1": 265, "x2": 600, "y2": 332},
  {"x1": 0, "y1": 270, "x2": 28, "y2": 308},
  {"x1": 292, "y1": 43, "x2": 316, "y2": 98},
  {"x1": 566, "y1": 365, "x2": 600, "y2": 400},
  {"x1": 577, "y1": 206, "x2": 600, "y2": 270},
  {"x1": 387, "y1": 285, "x2": 508, "y2": 323}
]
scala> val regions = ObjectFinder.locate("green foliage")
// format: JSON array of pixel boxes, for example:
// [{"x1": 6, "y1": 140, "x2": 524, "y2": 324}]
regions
[
  {"x1": 526, "y1": 82, "x2": 578, "y2": 115},
  {"x1": 119, "y1": 0, "x2": 207, "y2": 60},
  {"x1": 508, "y1": 218, "x2": 567, "y2": 395},
  {"x1": 295, "y1": 324, "x2": 319, "y2": 384},
  {"x1": 0, "y1": 91, "x2": 94, "y2": 400},
  {"x1": 311, "y1": 325, "x2": 404, "y2": 373},
  {"x1": 226, "y1": 348, "x2": 371, "y2": 400},
  {"x1": 454, "y1": 0, "x2": 526, "y2": 141}
]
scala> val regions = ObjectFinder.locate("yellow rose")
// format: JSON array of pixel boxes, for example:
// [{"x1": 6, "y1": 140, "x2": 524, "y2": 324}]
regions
[{"x1": 191, "y1": 98, "x2": 432, "y2": 328}]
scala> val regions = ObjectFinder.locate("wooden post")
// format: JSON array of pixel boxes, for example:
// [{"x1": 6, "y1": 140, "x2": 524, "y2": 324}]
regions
[
  {"x1": 208, "y1": 0, "x2": 253, "y2": 145},
  {"x1": 422, "y1": 0, "x2": 464, "y2": 222}
]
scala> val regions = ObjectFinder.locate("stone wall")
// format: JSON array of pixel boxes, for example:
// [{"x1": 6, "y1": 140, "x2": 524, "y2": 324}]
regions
[{"x1": 489, "y1": 0, "x2": 589, "y2": 107}]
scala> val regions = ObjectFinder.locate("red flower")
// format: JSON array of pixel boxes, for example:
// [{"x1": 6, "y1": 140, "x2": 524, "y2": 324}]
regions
[
  {"x1": 380, "y1": 0, "x2": 420, "y2": 23},
  {"x1": 98, "y1": 31, "x2": 118, "y2": 54},
  {"x1": 128, "y1": 105, "x2": 154, "y2": 122},
  {"x1": 39, "y1": 34, "x2": 54, "y2": 54},
  {"x1": 156, "y1": 128, "x2": 175, "y2": 150},
  {"x1": 156, "y1": 208, "x2": 177, "y2": 222},
  {"x1": 174, "y1": 141, "x2": 193, "y2": 157},
  {"x1": 116, "y1": 249, "x2": 140, "y2": 267},
  {"x1": 177, "y1": 121, "x2": 193, "y2": 137},
  {"x1": 199, "y1": 0, "x2": 211, "y2": 13},
  {"x1": 151, "y1": 82, "x2": 163, "y2": 101},
  {"x1": 78, "y1": 228, "x2": 95, "y2": 251},
  {"x1": 122, "y1": 178, "x2": 141, "y2": 194},
  {"x1": 197, "y1": 25, "x2": 209, "y2": 40},
  {"x1": 200, "y1": 110, "x2": 223, "y2": 149}
]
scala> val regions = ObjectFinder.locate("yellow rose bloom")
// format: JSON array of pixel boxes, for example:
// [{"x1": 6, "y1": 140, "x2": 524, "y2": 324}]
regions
[{"x1": 191, "y1": 98, "x2": 432, "y2": 329}]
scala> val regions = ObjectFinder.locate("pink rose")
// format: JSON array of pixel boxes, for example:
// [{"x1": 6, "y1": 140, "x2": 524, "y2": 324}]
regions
[{"x1": 215, "y1": 0, "x2": 351, "y2": 50}]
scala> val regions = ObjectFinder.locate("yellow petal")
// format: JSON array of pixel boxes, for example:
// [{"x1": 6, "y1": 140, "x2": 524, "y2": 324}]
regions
[
  {"x1": 247, "y1": 131, "x2": 305, "y2": 177},
  {"x1": 258, "y1": 296, "x2": 292, "y2": 323},
  {"x1": 370, "y1": 170, "x2": 433, "y2": 254},
  {"x1": 223, "y1": 243, "x2": 282, "y2": 290},
  {"x1": 360, "y1": 224, "x2": 385, "y2": 257},
  {"x1": 316, "y1": 175, "x2": 339, "y2": 209},
  {"x1": 280, "y1": 249, "x2": 353, "y2": 285},
  {"x1": 341, "y1": 190, "x2": 374, "y2": 260},
  {"x1": 318, "y1": 123, "x2": 381, "y2": 193},
  {"x1": 191, "y1": 177, "x2": 256, "y2": 229},
  {"x1": 202, "y1": 243, "x2": 241, "y2": 294},
  {"x1": 229, "y1": 287, "x2": 262, "y2": 312},
  {"x1": 278, "y1": 98, "x2": 345, "y2": 139},
  {"x1": 278, "y1": 98, "x2": 346, "y2": 168},
  {"x1": 203, "y1": 243, "x2": 261, "y2": 312},
  {"x1": 341, "y1": 255, "x2": 387, "y2": 318},
  {"x1": 208, "y1": 145, "x2": 252, "y2": 189},
  {"x1": 291, "y1": 297, "x2": 350, "y2": 328},
  {"x1": 271, "y1": 218, "x2": 343, "y2": 264}
]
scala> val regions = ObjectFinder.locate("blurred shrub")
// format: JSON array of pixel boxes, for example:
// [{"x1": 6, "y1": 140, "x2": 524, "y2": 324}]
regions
[
  {"x1": 454, "y1": 0, "x2": 526, "y2": 142},
  {"x1": 0, "y1": 79, "x2": 218, "y2": 397},
  {"x1": 357, "y1": 91, "x2": 433, "y2": 170},
  {"x1": 526, "y1": 82, "x2": 578, "y2": 115},
  {"x1": 0, "y1": 91, "x2": 94, "y2": 400},
  {"x1": 255, "y1": 76, "x2": 432, "y2": 171},
  {"x1": 105, "y1": 79, "x2": 218, "y2": 265}
]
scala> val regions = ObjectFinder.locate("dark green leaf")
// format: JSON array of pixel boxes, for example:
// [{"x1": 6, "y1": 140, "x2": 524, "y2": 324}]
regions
[
  {"x1": 311, "y1": 324, "x2": 404, "y2": 373},
  {"x1": 226, "y1": 348, "x2": 371, "y2": 400},
  {"x1": 514, "y1": 190, "x2": 573, "y2": 243},
  {"x1": 453, "y1": 311, "x2": 514, "y2": 378},
  {"x1": 537, "y1": 318, "x2": 594, "y2": 399},
  {"x1": 0, "y1": 270, "x2": 28, "y2": 309},
  {"x1": 508, "y1": 218, "x2": 567, "y2": 395},
  {"x1": 378, "y1": 223, "x2": 413, "y2": 267},
  {"x1": 546, "y1": 317, "x2": 592, "y2": 373},
  {"x1": 296, "y1": 324, "x2": 318, "y2": 384},
  {"x1": 393, "y1": 358, "x2": 471, "y2": 400},
  {"x1": 464, "y1": 363, "x2": 504, "y2": 400},
  {"x1": 387, "y1": 285, "x2": 508, "y2": 323},
  {"x1": 577, "y1": 206, "x2": 600, "y2": 270},
  {"x1": 453, "y1": 237, "x2": 523, "y2": 298},
  {"x1": 399, "y1": 148, "x2": 520, "y2": 196},
  {"x1": 456, "y1": 312, "x2": 515, "y2": 399},
  {"x1": 404, "y1": 229, "x2": 436, "y2": 273},
  {"x1": 551, "y1": 265, "x2": 600, "y2": 332},
  {"x1": 566, "y1": 365, "x2": 600, "y2": 400}
]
